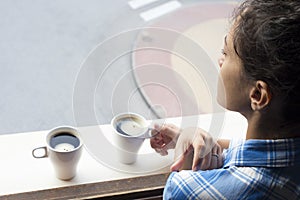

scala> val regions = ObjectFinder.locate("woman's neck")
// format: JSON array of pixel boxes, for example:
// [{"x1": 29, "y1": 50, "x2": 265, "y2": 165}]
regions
[{"x1": 245, "y1": 112, "x2": 300, "y2": 140}]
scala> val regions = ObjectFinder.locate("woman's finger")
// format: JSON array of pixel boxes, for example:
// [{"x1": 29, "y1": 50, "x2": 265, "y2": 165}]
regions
[
  {"x1": 208, "y1": 145, "x2": 219, "y2": 169},
  {"x1": 199, "y1": 151, "x2": 212, "y2": 170},
  {"x1": 170, "y1": 146, "x2": 193, "y2": 171},
  {"x1": 170, "y1": 154, "x2": 185, "y2": 171},
  {"x1": 192, "y1": 144, "x2": 204, "y2": 171}
]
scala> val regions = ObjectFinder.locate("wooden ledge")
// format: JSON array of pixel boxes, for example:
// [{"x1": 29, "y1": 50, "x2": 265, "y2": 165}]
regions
[{"x1": 2, "y1": 173, "x2": 170, "y2": 200}]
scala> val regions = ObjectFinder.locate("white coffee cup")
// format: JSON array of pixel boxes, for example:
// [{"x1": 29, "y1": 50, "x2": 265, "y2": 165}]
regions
[
  {"x1": 111, "y1": 113, "x2": 151, "y2": 164},
  {"x1": 32, "y1": 126, "x2": 83, "y2": 180}
]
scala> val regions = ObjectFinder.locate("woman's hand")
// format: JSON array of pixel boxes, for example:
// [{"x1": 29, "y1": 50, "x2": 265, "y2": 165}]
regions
[
  {"x1": 150, "y1": 124, "x2": 181, "y2": 156},
  {"x1": 171, "y1": 127, "x2": 223, "y2": 171}
]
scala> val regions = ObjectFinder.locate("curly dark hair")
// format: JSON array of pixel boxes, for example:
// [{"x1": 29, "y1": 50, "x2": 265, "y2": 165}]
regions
[{"x1": 232, "y1": 0, "x2": 300, "y2": 122}]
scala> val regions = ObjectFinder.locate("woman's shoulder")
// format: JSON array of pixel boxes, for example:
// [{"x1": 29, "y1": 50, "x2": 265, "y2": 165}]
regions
[{"x1": 165, "y1": 166, "x2": 300, "y2": 199}]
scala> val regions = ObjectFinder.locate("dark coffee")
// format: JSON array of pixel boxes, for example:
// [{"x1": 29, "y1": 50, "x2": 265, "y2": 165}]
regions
[
  {"x1": 115, "y1": 117, "x2": 145, "y2": 137},
  {"x1": 50, "y1": 132, "x2": 80, "y2": 150}
]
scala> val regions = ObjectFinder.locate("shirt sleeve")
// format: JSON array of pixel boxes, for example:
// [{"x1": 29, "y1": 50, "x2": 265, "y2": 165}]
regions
[
  {"x1": 163, "y1": 172, "x2": 176, "y2": 200},
  {"x1": 222, "y1": 138, "x2": 245, "y2": 163},
  {"x1": 229, "y1": 138, "x2": 245, "y2": 148}
]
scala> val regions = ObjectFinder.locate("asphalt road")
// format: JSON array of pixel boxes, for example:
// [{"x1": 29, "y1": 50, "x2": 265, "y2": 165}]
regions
[{"x1": 0, "y1": 0, "x2": 238, "y2": 134}]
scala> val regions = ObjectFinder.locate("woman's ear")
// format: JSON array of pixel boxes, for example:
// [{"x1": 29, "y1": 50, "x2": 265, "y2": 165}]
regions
[{"x1": 250, "y1": 81, "x2": 272, "y2": 111}]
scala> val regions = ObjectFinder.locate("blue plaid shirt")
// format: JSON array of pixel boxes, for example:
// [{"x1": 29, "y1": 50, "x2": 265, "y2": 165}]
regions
[{"x1": 164, "y1": 138, "x2": 300, "y2": 199}]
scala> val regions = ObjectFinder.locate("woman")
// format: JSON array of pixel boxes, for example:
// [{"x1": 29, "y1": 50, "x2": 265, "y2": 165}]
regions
[{"x1": 150, "y1": 0, "x2": 300, "y2": 199}]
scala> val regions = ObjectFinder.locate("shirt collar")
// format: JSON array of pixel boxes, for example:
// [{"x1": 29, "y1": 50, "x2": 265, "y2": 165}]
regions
[{"x1": 224, "y1": 138, "x2": 300, "y2": 168}]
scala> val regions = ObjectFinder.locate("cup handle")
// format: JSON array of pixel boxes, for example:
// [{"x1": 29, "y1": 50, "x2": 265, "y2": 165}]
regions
[
  {"x1": 141, "y1": 128, "x2": 158, "y2": 139},
  {"x1": 32, "y1": 146, "x2": 48, "y2": 158}
]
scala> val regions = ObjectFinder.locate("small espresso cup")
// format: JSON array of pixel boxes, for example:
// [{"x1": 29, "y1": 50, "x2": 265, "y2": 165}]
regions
[
  {"x1": 32, "y1": 126, "x2": 83, "y2": 180},
  {"x1": 111, "y1": 113, "x2": 150, "y2": 164}
]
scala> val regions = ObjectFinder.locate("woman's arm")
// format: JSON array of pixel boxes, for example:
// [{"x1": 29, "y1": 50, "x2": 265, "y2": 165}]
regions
[{"x1": 217, "y1": 139, "x2": 230, "y2": 150}]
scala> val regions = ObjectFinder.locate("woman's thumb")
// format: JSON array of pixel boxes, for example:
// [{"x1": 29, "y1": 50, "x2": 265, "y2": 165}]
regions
[{"x1": 170, "y1": 155, "x2": 185, "y2": 171}]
